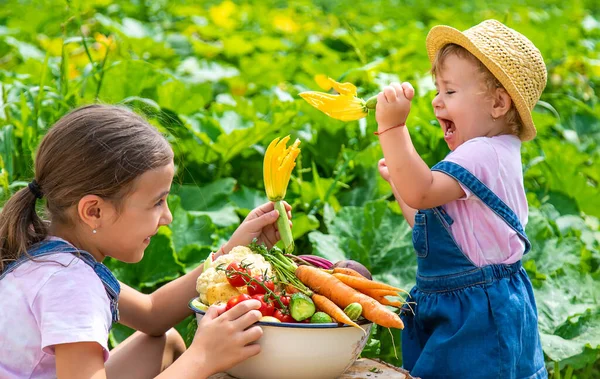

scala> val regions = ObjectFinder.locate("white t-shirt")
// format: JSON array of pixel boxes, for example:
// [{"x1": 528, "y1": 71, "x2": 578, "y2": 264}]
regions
[
  {"x1": 442, "y1": 135, "x2": 528, "y2": 266},
  {"x1": 0, "y1": 251, "x2": 112, "y2": 378}
]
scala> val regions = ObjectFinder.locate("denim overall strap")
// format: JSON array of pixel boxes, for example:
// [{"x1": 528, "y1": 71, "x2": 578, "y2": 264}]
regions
[
  {"x1": 432, "y1": 160, "x2": 531, "y2": 254},
  {"x1": 0, "y1": 240, "x2": 120, "y2": 324}
]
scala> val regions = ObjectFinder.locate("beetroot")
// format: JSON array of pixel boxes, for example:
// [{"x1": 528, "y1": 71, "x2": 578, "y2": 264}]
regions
[{"x1": 332, "y1": 260, "x2": 372, "y2": 280}]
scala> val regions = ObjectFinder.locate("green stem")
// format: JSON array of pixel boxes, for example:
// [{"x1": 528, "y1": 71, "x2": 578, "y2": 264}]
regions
[
  {"x1": 365, "y1": 95, "x2": 377, "y2": 109},
  {"x1": 275, "y1": 200, "x2": 294, "y2": 254}
]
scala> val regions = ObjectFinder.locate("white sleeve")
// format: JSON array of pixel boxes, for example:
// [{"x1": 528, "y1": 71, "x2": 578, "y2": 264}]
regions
[{"x1": 32, "y1": 258, "x2": 112, "y2": 361}]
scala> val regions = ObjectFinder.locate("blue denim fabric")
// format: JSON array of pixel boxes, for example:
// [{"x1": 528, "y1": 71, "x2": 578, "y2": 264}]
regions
[
  {"x1": 0, "y1": 239, "x2": 120, "y2": 326},
  {"x1": 401, "y1": 161, "x2": 546, "y2": 379}
]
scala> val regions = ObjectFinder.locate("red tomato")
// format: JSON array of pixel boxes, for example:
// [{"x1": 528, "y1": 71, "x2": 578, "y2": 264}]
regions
[
  {"x1": 273, "y1": 295, "x2": 290, "y2": 310},
  {"x1": 225, "y1": 294, "x2": 252, "y2": 311},
  {"x1": 247, "y1": 276, "x2": 275, "y2": 296},
  {"x1": 226, "y1": 262, "x2": 251, "y2": 287},
  {"x1": 273, "y1": 309, "x2": 296, "y2": 323},
  {"x1": 252, "y1": 294, "x2": 275, "y2": 317}
]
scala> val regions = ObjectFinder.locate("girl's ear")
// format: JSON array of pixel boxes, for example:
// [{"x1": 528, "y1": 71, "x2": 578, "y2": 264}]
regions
[
  {"x1": 77, "y1": 195, "x2": 109, "y2": 232},
  {"x1": 491, "y1": 88, "x2": 512, "y2": 119}
]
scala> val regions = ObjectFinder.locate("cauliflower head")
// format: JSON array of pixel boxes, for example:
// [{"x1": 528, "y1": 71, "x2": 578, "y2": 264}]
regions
[{"x1": 196, "y1": 246, "x2": 272, "y2": 305}]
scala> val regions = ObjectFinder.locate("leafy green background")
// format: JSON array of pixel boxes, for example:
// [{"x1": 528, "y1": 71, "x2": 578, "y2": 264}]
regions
[{"x1": 1, "y1": 0, "x2": 599, "y2": 377}]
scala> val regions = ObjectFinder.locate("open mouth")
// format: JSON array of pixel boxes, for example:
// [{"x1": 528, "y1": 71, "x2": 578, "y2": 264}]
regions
[{"x1": 439, "y1": 118, "x2": 456, "y2": 138}]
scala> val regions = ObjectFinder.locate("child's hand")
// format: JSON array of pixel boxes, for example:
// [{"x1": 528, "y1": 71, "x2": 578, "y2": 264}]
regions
[
  {"x1": 375, "y1": 82, "x2": 415, "y2": 130},
  {"x1": 191, "y1": 300, "x2": 263, "y2": 375},
  {"x1": 378, "y1": 158, "x2": 392, "y2": 183},
  {"x1": 225, "y1": 201, "x2": 292, "y2": 251}
]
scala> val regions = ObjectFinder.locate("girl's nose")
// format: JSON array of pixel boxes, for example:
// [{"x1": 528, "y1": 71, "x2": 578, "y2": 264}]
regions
[
  {"x1": 161, "y1": 204, "x2": 173, "y2": 226},
  {"x1": 432, "y1": 93, "x2": 443, "y2": 109}
]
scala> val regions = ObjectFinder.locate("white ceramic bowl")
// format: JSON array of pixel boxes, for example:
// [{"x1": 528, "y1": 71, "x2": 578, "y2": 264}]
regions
[{"x1": 189, "y1": 298, "x2": 372, "y2": 379}]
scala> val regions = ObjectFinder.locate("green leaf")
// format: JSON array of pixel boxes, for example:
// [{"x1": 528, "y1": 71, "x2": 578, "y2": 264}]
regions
[
  {"x1": 174, "y1": 179, "x2": 239, "y2": 227},
  {"x1": 157, "y1": 79, "x2": 212, "y2": 115},
  {"x1": 106, "y1": 227, "x2": 183, "y2": 289},
  {"x1": 291, "y1": 212, "x2": 320, "y2": 240},
  {"x1": 541, "y1": 308, "x2": 600, "y2": 369},
  {"x1": 230, "y1": 185, "x2": 269, "y2": 217},
  {"x1": 168, "y1": 195, "x2": 216, "y2": 260}
]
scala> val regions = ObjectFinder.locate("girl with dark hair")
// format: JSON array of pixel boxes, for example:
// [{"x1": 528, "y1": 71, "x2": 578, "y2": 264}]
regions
[{"x1": 0, "y1": 104, "x2": 289, "y2": 379}]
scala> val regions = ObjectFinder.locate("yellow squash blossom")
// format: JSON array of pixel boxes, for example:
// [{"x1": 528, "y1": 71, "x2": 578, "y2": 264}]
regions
[
  {"x1": 299, "y1": 77, "x2": 377, "y2": 121},
  {"x1": 263, "y1": 136, "x2": 301, "y2": 253}
]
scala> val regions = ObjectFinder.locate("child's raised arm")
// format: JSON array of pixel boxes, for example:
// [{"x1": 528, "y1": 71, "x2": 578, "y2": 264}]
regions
[
  {"x1": 376, "y1": 82, "x2": 465, "y2": 210},
  {"x1": 378, "y1": 158, "x2": 417, "y2": 227}
]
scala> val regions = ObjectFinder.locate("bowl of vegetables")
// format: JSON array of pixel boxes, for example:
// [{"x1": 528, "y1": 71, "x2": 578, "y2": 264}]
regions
[
  {"x1": 192, "y1": 243, "x2": 406, "y2": 379},
  {"x1": 190, "y1": 298, "x2": 372, "y2": 379}
]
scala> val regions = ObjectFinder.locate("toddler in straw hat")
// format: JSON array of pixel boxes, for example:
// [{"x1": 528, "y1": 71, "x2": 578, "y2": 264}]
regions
[{"x1": 375, "y1": 20, "x2": 547, "y2": 378}]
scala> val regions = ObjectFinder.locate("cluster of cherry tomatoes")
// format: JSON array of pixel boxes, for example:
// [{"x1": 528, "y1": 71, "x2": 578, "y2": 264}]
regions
[{"x1": 224, "y1": 262, "x2": 303, "y2": 323}]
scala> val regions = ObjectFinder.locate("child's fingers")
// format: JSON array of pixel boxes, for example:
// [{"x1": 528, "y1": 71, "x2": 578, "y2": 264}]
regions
[
  {"x1": 378, "y1": 158, "x2": 388, "y2": 172},
  {"x1": 232, "y1": 309, "x2": 263, "y2": 330},
  {"x1": 204, "y1": 304, "x2": 226, "y2": 320},
  {"x1": 223, "y1": 299, "x2": 261, "y2": 321},
  {"x1": 383, "y1": 86, "x2": 397, "y2": 103},
  {"x1": 401, "y1": 82, "x2": 415, "y2": 100},
  {"x1": 244, "y1": 210, "x2": 280, "y2": 232},
  {"x1": 391, "y1": 83, "x2": 404, "y2": 99},
  {"x1": 240, "y1": 343, "x2": 261, "y2": 360},
  {"x1": 378, "y1": 158, "x2": 390, "y2": 181},
  {"x1": 376, "y1": 92, "x2": 387, "y2": 105},
  {"x1": 239, "y1": 325, "x2": 264, "y2": 346}
]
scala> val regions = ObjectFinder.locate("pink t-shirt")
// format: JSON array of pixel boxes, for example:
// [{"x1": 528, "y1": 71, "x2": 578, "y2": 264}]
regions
[
  {"x1": 441, "y1": 135, "x2": 528, "y2": 267},
  {"x1": 0, "y1": 247, "x2": 112, "y2": 378}
]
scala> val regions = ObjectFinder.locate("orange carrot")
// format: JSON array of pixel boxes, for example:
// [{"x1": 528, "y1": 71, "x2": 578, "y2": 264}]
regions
[
  {"x1": 332, "y1": 267, "x2": 365, "y2": 278},
  {"x1": 285, "y1": 284, "x2": 299, "y2": 294},
  {"x1": 296, "y1": 266, "x2": 404, "y2": 329},
  {"x1": 333, "y1": 273, "x2": 409, "y2": 295},
  {"x1": 359, "y1": 288, "x2": 401, "y2": 298},
  {"x1": 373, "y1": 296, "x2": 404, "y2": 308},
  {"x1": 311, "y1": 294, "x2": 364, "y2": 333}
]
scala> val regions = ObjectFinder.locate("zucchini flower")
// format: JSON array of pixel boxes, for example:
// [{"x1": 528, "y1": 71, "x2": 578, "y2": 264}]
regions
[
  {"x1": 299, "y1": 76, "x2": 377, "y2": 121},
  {"x1": 263, "y1": 136, "x2": 301, "y2": 253}
]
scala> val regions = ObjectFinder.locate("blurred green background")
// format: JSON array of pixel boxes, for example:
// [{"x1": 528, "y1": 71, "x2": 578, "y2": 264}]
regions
[{"x1": 1, "y1": 0, "x2": 599, "y2": 377}]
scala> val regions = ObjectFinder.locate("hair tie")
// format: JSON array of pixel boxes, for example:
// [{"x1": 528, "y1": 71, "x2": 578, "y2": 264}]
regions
[{"x1": 28, "y1": 180, "x2": 43, "y2": 199}]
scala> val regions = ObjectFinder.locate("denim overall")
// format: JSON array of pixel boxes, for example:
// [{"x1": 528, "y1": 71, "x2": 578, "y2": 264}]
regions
[
  {"x1": 401, "y1": 161, "x2": 547, "y2": 379},
  {"x1": 0, "y1": 239, "x2": 120, "y2": 328}
]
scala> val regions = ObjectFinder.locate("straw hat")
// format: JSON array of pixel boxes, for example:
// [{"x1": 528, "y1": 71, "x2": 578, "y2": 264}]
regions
[{"x1": 426, "y1": 19, "x2": 547, "y2": 141}]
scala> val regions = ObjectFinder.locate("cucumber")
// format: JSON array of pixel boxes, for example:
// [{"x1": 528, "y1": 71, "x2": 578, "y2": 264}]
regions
[
  {"x1": 191, "y1": 298, "x2": 209, "y2": 312},
  {"x1": 289, "y1": 293, "x2": 316, "y2": 321},
  {"x1": 343, "y1": 303, "x2": 362, "y2": 321},
  {"x1": 310, "y1": 311, "x2": 333, "y2": 323}
]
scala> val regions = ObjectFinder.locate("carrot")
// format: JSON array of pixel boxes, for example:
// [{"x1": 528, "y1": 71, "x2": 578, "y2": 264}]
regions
[
  {"x1": 332, "y1": 267, "x2": 365, "y2": 278},
  {"x1": 296, "y1": 266, "x2": 404, "y2": 329},
  {"x1": 311, "y1": 294, "x2": 364, "y2": 333},
  {"x1": 285, "y1": 284, "x2": 299, "y2": 294},
  {"x1": 333, "y1": 273, "x2": 409, "y2": 295},
  {"x1": 359, "y1": 288, "x2": 406, "y2": 308},
  {"x1": 359, "y1": 288, "x2": 401, "y2": 298},
  {"x1": 373, "y1": 296, "x2": 404, "y2": 308}
]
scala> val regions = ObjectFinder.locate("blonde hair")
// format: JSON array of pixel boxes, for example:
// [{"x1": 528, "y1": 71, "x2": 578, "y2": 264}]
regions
[{"x1": 430, "y1": 43, "x2": 522, "y2": 136}]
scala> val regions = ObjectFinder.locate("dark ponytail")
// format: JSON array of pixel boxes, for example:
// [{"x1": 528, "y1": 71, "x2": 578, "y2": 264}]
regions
[{"x1": 0, "y1": 186, "x2": 47, "y2": 271}]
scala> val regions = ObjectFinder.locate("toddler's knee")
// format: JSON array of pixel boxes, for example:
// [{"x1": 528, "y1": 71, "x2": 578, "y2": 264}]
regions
[{"x1": 165, "y1": 327, "x2": 186, "y2": 358}]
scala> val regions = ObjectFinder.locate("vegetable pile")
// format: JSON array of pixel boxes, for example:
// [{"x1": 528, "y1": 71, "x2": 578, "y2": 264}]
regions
[{"x1": 194, "y1": 242, "x2": 408, "y2": 329}]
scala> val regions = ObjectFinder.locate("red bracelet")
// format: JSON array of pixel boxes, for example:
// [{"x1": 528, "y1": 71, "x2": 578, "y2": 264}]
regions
[
  {"x1": 374, "y1": 123, "x2": 406, "y2": 136},
  {"x1": 212, "y1": 246, "x2": 226, "y2": 261}
]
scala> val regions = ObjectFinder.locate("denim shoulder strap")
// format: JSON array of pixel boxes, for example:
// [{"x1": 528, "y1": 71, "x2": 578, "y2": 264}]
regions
[
  {"x1": 0, "y1": 239, "x2": 120, "y2": 324},
  {"x1": 432, "y1": 160, "x2": 531, "y2": 254}
]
